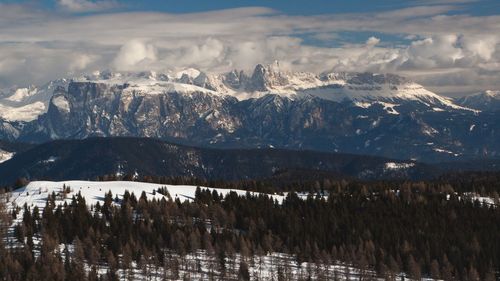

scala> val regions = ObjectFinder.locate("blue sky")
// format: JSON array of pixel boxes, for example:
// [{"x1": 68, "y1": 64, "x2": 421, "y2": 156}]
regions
[
  {"x1": 0, "y1": 0, "x2": 499, "y2": 96},
  {"x1": 29, "y1": 0, "x2": 499, "y2": 16}
]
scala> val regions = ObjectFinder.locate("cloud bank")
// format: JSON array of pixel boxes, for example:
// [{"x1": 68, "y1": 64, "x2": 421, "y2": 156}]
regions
[{"x1": 0, "y1": 3, "x2": 499, "y2": 96}]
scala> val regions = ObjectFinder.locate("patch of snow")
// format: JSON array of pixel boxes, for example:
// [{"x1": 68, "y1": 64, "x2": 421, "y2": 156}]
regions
[
  {"x1": 39, "y1": 156, "x2": 58, "y2": 164},
  {"x1": 364, "y1": 140, "x2": 371, "y2": 148},
  {"x1": 433, "y1": 148, "x2": 454, "y2": 154},
  {"x1": 0, "y1": 149, "x2": 14, "y2": 163},
  {"x1": 464, "y1": 192, "x2": 497, "y2": 207},
  {"x1": 0, "y1": 102, "x2": 46, "y2": 122},
  {"x1": 378, "y1": 101, "x2": 399, "y2": 115},
  {"x1": 384, "y1": 162, "x2": 415, "y2": 170},
  {"x1": 421, "y1": 125, "x2": 438, "y2": 136},
  {"x1": 353, "y1": 101, "x2": 399, "y2": 114},
  {"x1": 51, "y1": 96, "x2": 70, "y2": 113},
  {"x1": 94, "y1": 77, "x2": 220, "y2": 96},
  {"x1": 432, "y1": 148, "x2": 460, "y2": 157},
  {"x1": 6, "y1": 87, "x2": 36, "y2": 102},
  {"x1": 353, "y1": 101, "x2": 372, "y2": 108}
]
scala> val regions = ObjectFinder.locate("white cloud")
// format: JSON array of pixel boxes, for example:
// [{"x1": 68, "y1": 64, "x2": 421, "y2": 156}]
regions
[
  {"x1": 0, "y1": 3, "x2": 498, "y2": 96},
  {"x1": 404, "y1": 35, "x2": 464, "y2": 69},
  {"x1": 113, "y1": 40, "x2": 157, "y2": 71},
  {"x1": 57, "y1": 0, "x2": 118, "y2": 12},
  {"x1": 366, "y1": 36, "x2": 380, "y2": 46},
  {"x1": 69, "y1": 54, "x2": 96, "y2": 72},
  {"x1": 172, "y1": 38, "x2": 225, "y2": 69},
  {"x1": 460, "y1": 35, "x2": 498, "y2": 61}
]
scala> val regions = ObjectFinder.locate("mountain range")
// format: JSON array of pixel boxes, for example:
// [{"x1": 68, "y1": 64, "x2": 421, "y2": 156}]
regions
[{"x1": 1, "y1": 63, "x2": 500, "y2": 163}]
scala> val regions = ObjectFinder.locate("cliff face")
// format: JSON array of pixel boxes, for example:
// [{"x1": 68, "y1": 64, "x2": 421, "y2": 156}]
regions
[{"x1": 22, "y1": 82, "x2": 240, "y2": 141}]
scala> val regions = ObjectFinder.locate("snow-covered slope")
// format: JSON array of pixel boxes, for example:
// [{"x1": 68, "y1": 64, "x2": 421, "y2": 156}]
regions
[
  {"x1": 4, "y1": 180, "x2": 391, "y2": 281},
  {"x1": 0, "y1": 102, "x2": 47, "y2": 122},
  {"x1": 75, "y1": 70, "x2": 221, "y2": 96},
  {"x1": 9, "y1": 181, "x2": 285, "y2": 211}
]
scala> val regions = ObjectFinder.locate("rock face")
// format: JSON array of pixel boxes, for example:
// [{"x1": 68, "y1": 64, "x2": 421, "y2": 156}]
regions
[
  {"x1": 22, "y1": 82, "x2": 239, "y2": 141},
  {"x1": 0, "y1": 64, "x2": 499, "y2": 162}
]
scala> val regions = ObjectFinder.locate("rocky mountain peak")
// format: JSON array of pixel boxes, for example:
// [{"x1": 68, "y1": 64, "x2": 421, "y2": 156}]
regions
[
  {"x1": 456, "y1": 90, "x2": 500, "y2": 111},
  {"x1": 247, "y1": 63, "x2": 290, "y2": 92}
]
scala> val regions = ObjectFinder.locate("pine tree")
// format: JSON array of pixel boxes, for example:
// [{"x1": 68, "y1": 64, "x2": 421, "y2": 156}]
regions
[
  {"x1": 468, "y1": 265, "x2": 480, "y2": 281},
  {"x1": 238, "y1": 261, "x2": 250, "y2": 281},
  {"x1": 88, "y1": 266, "x2": 99, "y2": 281},
  {"x1": 407, "y1": 255, "x2": 421, "y2": 279},
  {"x1": 122, "y1": 243, "x2": 134, "y2": 281},
  {"x1": 430, "y1": 259, "x2": 440, "y2": 279}
]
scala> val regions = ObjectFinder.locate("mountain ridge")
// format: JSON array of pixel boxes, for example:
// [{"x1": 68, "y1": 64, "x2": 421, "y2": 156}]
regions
[
  {"x1": 0, "y1": 63, "x2": 481, "y2": 123},
  {"x1": 0, "y1": 64, "x2": 499, "y2": 162}
]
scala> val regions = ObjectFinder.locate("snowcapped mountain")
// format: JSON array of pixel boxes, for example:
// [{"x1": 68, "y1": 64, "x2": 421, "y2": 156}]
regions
[
  {"x1": 0, "y1": 64, "x2": 474, "y2": 123},
  {"x1": 212, "y1": 63, "x2": 472, "y2": 111},
  {"x1": 1, "y1": 64, "x2": 500, "y2": 162},
  {"x1": 70, "y1": 64, "x2": 474, "y2": 111},
  {"x1": 456, "y1": 90, "x2": 500, "y2": 111}
]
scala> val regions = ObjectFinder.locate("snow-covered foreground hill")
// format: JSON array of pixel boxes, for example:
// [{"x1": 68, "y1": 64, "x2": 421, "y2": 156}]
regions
[
  {"x1": 9, "y1": 180, "x2": 496, "y2": 218},
  {"x1": 4, "y1": 180, "x2": 469, "y2": 281},
  {"x1": 5, "y1": 181, "x2": 425, "y2": 281},
  {"x1": 9, "y1": 180, "x2": 285, "y2": 211}
]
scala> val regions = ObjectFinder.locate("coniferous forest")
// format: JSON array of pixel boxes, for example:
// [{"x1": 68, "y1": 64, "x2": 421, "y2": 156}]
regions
[{"x1": 0, "y1": 174, "x2": 499, "y2": 280}]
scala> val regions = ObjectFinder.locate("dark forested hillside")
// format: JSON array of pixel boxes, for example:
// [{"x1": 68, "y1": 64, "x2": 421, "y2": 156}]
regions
[
  {"x1": 0, "y1": 137, "x2": 435, "y2": 185},
  {"x1": 0, "y1": 140, "x2": 33, "y2": 154}
]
